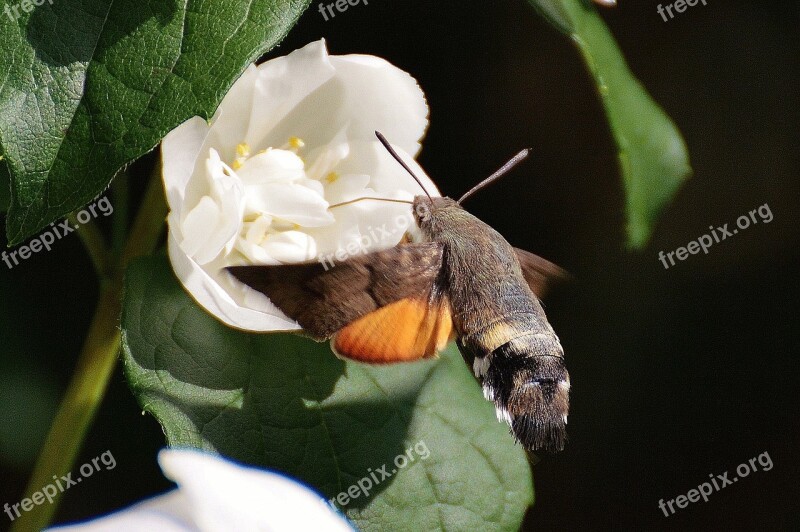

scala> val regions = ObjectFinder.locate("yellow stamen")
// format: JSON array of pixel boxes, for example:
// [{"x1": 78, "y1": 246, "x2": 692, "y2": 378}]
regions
[
  {"x1": 288, "y1": 136, "x2": 305, "y2": 149},
  {"x1": 236, "y1": 143, "x2": 251, "y2": 157},
  {"x1": 232, "y1": 159, "x2": 243, "y2": 170},
  {"x1": 325, "y1": 171, "x2": 340, "y2": 184}
]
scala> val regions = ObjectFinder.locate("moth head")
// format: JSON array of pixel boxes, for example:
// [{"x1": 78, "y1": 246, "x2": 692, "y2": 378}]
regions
[
  {"x1": 412, "y1": 195, "x2": 434, "y2": 227},
  {"x1": 412, "y1": 196, "x2": 459, "y2": 231}
]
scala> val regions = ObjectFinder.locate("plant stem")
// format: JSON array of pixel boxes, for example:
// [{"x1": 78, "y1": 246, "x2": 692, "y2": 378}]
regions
[
  {"x1": 11, "y1": 281, "x2": 122, "y2": 532},
  {"x1": 68, "y1": 213, "x2": 110, "y2": 278},
  {"x1": 112, "y1": 170, "x2": 130, "y2": 256},
  {"x1": 12, "y1": 160, "x2": 167, "y2": 532}
]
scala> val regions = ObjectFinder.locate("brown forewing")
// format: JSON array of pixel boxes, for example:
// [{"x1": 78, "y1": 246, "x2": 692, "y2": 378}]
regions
[
  {"x1": 513, "y1": 248, "x2": 570, "y2": 299},
  {"x1": 227, "y1": 242, "x2": 445, "y2": 340}
]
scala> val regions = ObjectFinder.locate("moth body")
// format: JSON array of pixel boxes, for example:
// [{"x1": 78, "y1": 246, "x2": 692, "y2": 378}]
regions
[{"x1": 413, "y1": 196, "x2": 570, "y2": 452}]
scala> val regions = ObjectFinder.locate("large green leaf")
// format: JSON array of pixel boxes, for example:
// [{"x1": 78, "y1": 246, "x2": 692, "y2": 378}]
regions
[
  {"x1": 0, "y1": 0, "x2": 309, "y2": 245},
  {"x1": 529, "y1": 0, "x2": 692, "y2": 248},
  {"x1": 121, "y1": 255, "x2": 534, "y2": 531}
]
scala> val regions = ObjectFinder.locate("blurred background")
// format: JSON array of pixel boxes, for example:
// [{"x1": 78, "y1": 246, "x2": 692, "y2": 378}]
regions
[{"x1": 1, "y1": 0, "x2": 798, "y2": 530}]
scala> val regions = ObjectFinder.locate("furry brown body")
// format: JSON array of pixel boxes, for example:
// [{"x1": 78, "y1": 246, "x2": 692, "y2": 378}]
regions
[{"x1": 414, "y1": 196, "x2": 569, "y2": 452}]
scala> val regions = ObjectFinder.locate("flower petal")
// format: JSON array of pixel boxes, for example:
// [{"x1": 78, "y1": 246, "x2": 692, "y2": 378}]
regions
[
  {"x1": 329, "y1": 53, "x2": 429, "y2": 156},
  {"x1": 245, "y1": 40, "x2": 337, "y2": 150},
  {"x1": 168, "y1": 233, "x2": 300, "y2": 332},
  {"x1": 261, "y1": 41, "x2": 427, "y2": 157},
  {"x1": 162, "y1": 116, "x2": 211, "y2": 212},
  {"x1": 335, "y1": 139, "x2": 440, "y2": 198},
  {"x1": 235, "y1": 149, "x2": 305, "y2": 185},
  {"x1": 203, "y1": 64, "x2": 260, "y2": 163},
  {"x1": 261, "y1": 230, "x2": 318, "y2": 264},
  {"x1": 48, "y1": 492, "x2": 194, "y2": 531},
  {"x1": 245, "y1": 182, "x2": 334, "y2": 227},
  {"x1": 323, "y1": 173, "x2": 371, "y2": 204},
  {"x1": 158, "y1": 450, "x2": 354, "y2": 532},
  {"x1": 48, "y1": 450, "x2": 354, "y2": 532},
  {"x1": 180, "y1": 149, "x2": 244, "y2": 265}
]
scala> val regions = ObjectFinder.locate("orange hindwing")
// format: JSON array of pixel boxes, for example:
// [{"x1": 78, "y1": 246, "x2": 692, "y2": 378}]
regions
[{"x1": 332, "y1": 297, "x2": 453, "y2": 363}]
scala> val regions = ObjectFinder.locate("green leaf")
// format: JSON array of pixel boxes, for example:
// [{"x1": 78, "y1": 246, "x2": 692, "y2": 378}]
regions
[
  {"x1": 121, "y1": 255, "x2": 534, "y2": 531},
  {"x1": 528, "y1": 0, "x2": 692, "y2": 248},
  {"x1": 0, "y1": 0, "x2": 309, "y2": 245}
]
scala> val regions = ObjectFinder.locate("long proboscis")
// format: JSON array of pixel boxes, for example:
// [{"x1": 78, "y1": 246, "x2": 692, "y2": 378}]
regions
[{"x1": 328, "y1": 197, "x2": 414, "y2": 210}]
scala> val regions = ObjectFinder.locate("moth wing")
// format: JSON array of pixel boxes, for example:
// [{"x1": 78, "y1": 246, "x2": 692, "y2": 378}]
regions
[
  {"x1": 514, "y1": 248, "x2": 570, "y2": 298},
  {"x1": 332, "y1": 294, "x2": 453, "y2": 363},
  {"x1": 226, "y1": 242, "x2": 444, "y2": 341}
]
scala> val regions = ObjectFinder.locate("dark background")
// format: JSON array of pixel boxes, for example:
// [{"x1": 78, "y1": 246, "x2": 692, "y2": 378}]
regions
[{"x1": 1, "y1": 0, "x2": 798, "y2": 530}]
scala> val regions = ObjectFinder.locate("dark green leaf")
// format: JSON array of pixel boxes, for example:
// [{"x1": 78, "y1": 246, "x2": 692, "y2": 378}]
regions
[
  {"x1": 121, "y1": 255, "x2": 534, "y2": 531},
  {"x1": 0, "y1": 0, "x2": 309, "y2": 245},
  {"x1": 529, "y1": 0, "x2": 692, "y2": 248}
]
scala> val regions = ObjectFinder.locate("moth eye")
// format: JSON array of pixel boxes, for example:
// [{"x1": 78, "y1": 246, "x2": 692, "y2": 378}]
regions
[{"x1": 414, "y1": 203, "x2": 431, "y2": 223}]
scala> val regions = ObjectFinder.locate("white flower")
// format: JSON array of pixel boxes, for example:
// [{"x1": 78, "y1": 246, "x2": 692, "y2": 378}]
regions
[
  {"x1": 163, "y1": 39, "x2": 439, "y2": 332},
  {"x1": 49, "y1": 449, "x2": 353, "y2": 532}
]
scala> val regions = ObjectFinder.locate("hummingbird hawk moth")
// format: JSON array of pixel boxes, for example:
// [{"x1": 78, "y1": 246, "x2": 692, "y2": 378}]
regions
[{"x1": 228, "y1": 132, "x2": 570, "y2": 452}]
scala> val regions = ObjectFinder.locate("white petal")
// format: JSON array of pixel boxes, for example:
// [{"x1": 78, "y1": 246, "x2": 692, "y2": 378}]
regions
[
  {"x1": 262, "y1": 231, "x2": 318, "y2": 263},
  {"x1": 323, "y1": 173, "x2": 371, "y2": 204},
  {"x1": 180, "y1": 150, "x2": 244, "y2": 265},
  {"x1": 307, "y1": 200, "x2": 412, "y2": 258},
  {"x1": 335, "y1": 140, "x2": 439, "y2": 198},
  {"x1": 158, "y1": 450, "x2": 353, "y2": 532},
  {"x1": 261, "y1": 43, "x2": 427, "y2": 157},
  {"x1": 245, "y1": 183, "x2": 334, "y2": 227},
  {"x1": 48, "y1": 492, "x2": 194, "y2": 531},
  {"x1": 162, "y1": 116, "x2": 211, "y2": 213},
  {"x1": 298, "y1": 178, "x2": 325, "y2": 197},
  {"x1": 235, "y1": 238, "x2": 275, "y2": 265},
  {"x1": 48, "y1": 451, "x2": 354, "y2": 532},
  {"x1": 243, "y1": 215, "x2": 273, "y2": 245},
  {"x1": 180, "y1": 196, "x2": 221, "y2": 258},
  {"x1": 236, "y1": 149, "x2": 305, "y2": 185},
  {"x1": 168, "y1": 233, "x2": 300, "y2": 332},
  {"x1": 329, "y1": 53, "x2": 428, "y2": 156},
  {"x1": 245, "y1": 40, "x2": 337, "y2": 149},
  {"x1": 305, "y1": 128, "x2": 350, "y2": 180},
  {"x1": 203, "y1": 64, "x2": 260, "y2": 163}
]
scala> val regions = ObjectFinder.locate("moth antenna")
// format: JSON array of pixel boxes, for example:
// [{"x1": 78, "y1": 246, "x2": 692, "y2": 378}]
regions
[
  {"x1": 457, "y1": 149, "x2": 530, "y2": 205},
  {"x1": 375, "y1": 131, "x2": 432, "y2": 200},
  {"x1": 329, "y1": 197, "x2": 414, "y2": 210}
]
